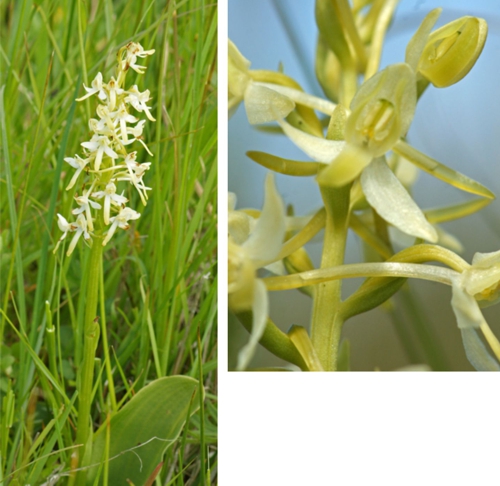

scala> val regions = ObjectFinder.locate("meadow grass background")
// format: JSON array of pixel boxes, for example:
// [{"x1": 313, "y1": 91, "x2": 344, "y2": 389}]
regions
[{"x1": 1, "y1": 0, "x2": 217, "y2": 484}]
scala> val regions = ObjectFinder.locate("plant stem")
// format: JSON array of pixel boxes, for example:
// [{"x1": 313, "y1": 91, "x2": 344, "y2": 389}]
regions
[
  {"x1": 75, "y1": 237, "x2": 103, "y2": 485},
  {"x1": 311, "y1": 184, "x2": 350, "y2": 370}
]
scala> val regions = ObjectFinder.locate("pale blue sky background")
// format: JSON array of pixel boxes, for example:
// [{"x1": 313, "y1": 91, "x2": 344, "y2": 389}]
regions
[{"x1": 228, "y1": 0, "x2": 500, "y2": 370}]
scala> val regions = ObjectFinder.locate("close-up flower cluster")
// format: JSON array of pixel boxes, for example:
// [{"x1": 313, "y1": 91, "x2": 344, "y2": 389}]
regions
[
  {"x1": 228, "y1": 2, "x2": 500, "y2": 371},
  {"x1": 54, "y1": 42, "x2": 155, "y2": 256}
]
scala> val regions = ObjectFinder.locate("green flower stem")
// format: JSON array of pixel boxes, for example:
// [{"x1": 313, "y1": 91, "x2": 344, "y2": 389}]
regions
[
  {"x1": 75, "y1": 234, "x2": 103, "y2": 485},
  {"x1": 44, "y1": 301, "x2": 60, "y2": 386},
  {"x1": 99, "y1": 256, "x2": 117, "y2": 412},
  {"x1": 311, "y1": 184, "x2": 351, "y2": 371}
]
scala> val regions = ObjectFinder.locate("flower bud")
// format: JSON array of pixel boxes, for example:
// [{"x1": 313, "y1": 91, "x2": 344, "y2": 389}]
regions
[
  {"x1": 417, "y1": 16, "x2": 487, "y2": 88},
  {"x1": 315, "y1": 35, "x2": 342, "y2": 103}
]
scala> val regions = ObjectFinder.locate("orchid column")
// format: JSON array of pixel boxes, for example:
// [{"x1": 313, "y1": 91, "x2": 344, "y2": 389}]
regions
[{"x1": 53, "y1": 42, "x2": 155, "y2": 478}]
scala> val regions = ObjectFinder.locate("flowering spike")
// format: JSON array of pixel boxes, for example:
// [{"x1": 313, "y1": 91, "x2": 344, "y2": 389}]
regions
[{"x1": 56, "y1": 42, "x2": 155, "y2": 254}]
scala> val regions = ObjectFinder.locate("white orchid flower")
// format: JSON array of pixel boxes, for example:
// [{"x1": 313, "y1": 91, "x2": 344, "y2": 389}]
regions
[
  {"x1": 123, "y1": 42, "x2": 155, "y2": 73},
  {"x1": 76, "y1": 72, "x2": 107, "y2": 102},
  {"x1": 102, "y1": 207, "x2": 141, "y2": 246},
  {"x1": 64, "y1": 154, "x2": 91, "y2": 190},
  {"x1": 124, "y1": 119, "x2": 153, "y2": 155},
  {"x1": 72, "y1": 190, "x2": 102, "y2": 232},
  {"x1": 95, "y1": 104, "x2": 118, "y2": 131},
  {"x1": 114, "y1": 152, "x2": 151, "y2": 205},
  {"x1": 451, "y1": 250, "x2": 500, "y2": 371},
  {"x1": 103, "y1": 76, "x2": 124, "y2": 111},
  {"x1": 228, "y1": 39, "x2": 295, "y2": 124},
  {"x1": 53, "y1": 214, "x2": 72, "y2": 253},
  {"x1": 92, "y1": 182, "x2": 128, "y2": 225},
  {"x1": 81, "y1": 134, "x2": 119, "y2": 171},
  {"x1": 115, "y1": 103, "x2": 138, "y2": 143},
  {"x1": 67, "y1": 214, "x2": 91, "y2": 256},
  {"x1": 125, "y1": 86, "x2": 156, "y2": 121},
  {"x1": 229, "y1": 174, "x2": 286, "y2": 370},
  {"x1": 53, "y1": 214, "x2": 91, "y2": 256}
]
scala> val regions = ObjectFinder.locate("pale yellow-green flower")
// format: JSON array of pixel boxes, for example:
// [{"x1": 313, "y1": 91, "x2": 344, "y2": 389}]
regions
[
  {"x1": 228, "y1": 174, "x2": 286, "y2": 370},
  {"x1": 317, "y1": 62, "x2": 417, "y2": 188},
  {"x1": 406, "y1": 9, "x2": 488, "y2": 88},
  {"x1": 451, "y1": 250, "x2": 500, "y2": 371},
  {"x1": 228, "y1": 40, "x2": 295, "y2": 124}
]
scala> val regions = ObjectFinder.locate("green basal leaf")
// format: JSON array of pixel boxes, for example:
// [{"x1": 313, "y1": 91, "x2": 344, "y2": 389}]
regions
[{"x1": 87, "y1": 376, "x2": 199, "y2": 485}]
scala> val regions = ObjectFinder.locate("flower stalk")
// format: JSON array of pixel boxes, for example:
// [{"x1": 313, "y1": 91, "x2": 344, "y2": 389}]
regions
[{"x1": 310, "y1": 184, "x2": 351, "y2": 371}]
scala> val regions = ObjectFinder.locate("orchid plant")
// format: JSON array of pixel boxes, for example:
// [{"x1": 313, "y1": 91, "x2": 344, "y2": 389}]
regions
[
  {"x1": 228, "y1": 3, "x2": 500, "y2": 372},
  {"x1": 53, "y1": 42, "x2": 155, "y2": 480}
]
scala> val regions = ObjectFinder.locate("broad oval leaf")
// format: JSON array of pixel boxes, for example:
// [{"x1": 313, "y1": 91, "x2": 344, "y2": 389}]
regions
[{"x1": 87, "y1": 376, "x2": 199, "y2": 485}]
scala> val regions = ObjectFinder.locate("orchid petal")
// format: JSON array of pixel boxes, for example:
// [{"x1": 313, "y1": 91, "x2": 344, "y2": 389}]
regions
[
  {"x1": 228, "y1": 39, "x2": 251, "y2": 99},
  {"x1": 460, "y1": 329, "x2": 500, "y2": 371},
  {"x1": 277, "y1": 119, "x2": 345, "y2": 163},
  {"x1": 236, "y1": 278, "x2": 268, "y2": 371},
  {"x1": 451, "y1": 282, "x2": 486, "y2": 329},
  {"x1": 316, "y1": 144, "x2": 372, "y2": 187},
  {"x1": 461, "y1": 259, "x2": 500, "y2": 307},
  {"x1": 244, "y1": 83, "x2": 295, "y2": 125},
  {"x1": 228, "y1": 211, "x2": 252, "y2": 246},
  {"x1": 471, "y1": 249, "x2": 500, "y2": 268},
  {"x1": 243, "y1": 173, "x2": 285, "y2": 266},
  {"x1": 228, "y1": 192, "x2": 237, "y2": 211},
  {"x1": 254, "y1": 82, "x2": 336, "y2": 115},
  {"x1": 405, "y1": 8, "x2": 442, "y2": 71},
  {"x1": 360, "y1": 157, "x2": 438, "y2": 242}
]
